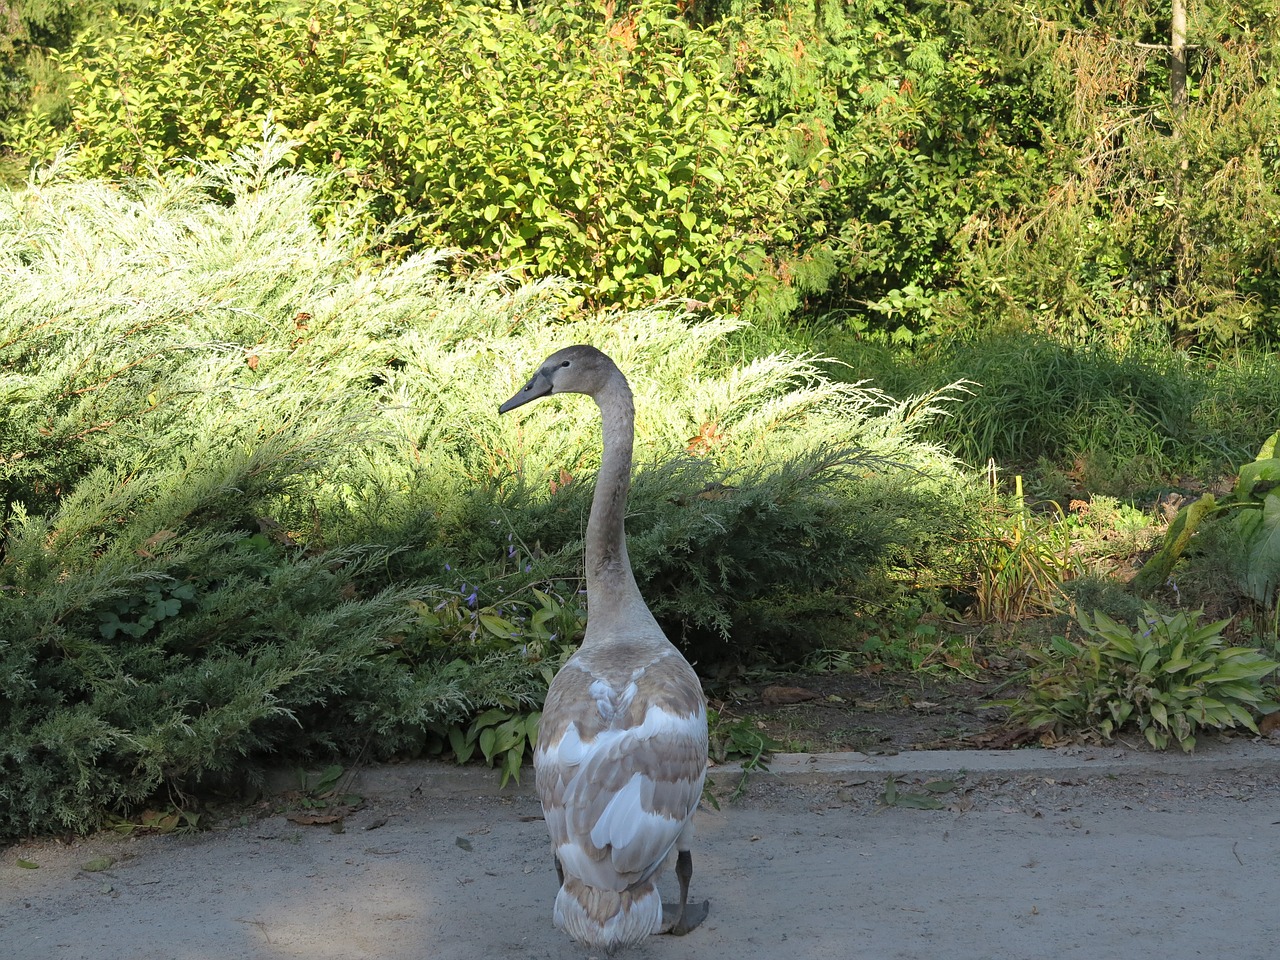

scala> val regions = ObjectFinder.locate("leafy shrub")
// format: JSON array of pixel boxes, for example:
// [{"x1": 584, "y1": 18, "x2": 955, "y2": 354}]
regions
[
  {"x1": 1015, "y1": 606, "x2": 1279, "y2": 750},
  {"x1": 0, "y1": 141, "x2": 968, "y2": 837},
  {"x1": 7, "y1": 0, "x2": 821, "y2": 319}
]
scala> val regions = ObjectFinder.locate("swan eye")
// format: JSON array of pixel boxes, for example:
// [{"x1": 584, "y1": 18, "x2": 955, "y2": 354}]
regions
[{"x1": 560, "y1": 360, "x2": 572, "y2": 368}]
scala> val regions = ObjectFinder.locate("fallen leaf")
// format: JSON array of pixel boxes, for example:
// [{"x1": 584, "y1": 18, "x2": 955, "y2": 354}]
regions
[
  {"x1": 893, "y1": 792, "x2": 945, "y2": 810},
  {"x1": 286, "y1": 813, "x2": 343, "y2": 826},
  {"x1": 16, "y1": 858, "x2": 39, "y2": 870},
  {"x1": 455, "y1": 836, "x2": 473, "y2": 852},
  {"x1": 1259, "y1": 712, "x2": 1280, "y2": 737},
  {"x1": 82, "y1": 857, "x2": 114, "y2": 872},
  {"x1": 760, "y1": 685, "x2": 820, "y2": 706}
]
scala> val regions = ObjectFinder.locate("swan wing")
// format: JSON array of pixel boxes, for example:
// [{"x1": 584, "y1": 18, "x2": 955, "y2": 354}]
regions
[{"x1": 536, "y1": 652, "x2": 708, "y2": 891}]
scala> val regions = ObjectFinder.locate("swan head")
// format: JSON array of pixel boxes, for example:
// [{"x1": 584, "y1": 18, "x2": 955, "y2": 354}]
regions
[{"x1": 499, "y1": 345, "x2": 618, "y2": 414}]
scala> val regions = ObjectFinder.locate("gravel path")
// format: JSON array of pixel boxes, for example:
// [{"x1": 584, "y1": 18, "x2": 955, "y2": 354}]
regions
[{"x1": 4, "y1": 744, "x2": 1279, "y2": 960}]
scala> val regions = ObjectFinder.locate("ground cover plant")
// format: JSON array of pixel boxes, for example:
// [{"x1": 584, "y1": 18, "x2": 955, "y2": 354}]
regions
[
  {"x1": 1014, "y1": 606, "x2": 1280, "y2": 751},
  {"x1": 0, "y1": 142, "x2": 970, "y2": 838}
]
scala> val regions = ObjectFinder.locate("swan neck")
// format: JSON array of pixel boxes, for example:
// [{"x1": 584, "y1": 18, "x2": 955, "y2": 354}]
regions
[{"x1": 585, "y1": 372, "x2": 644, "y2": 623}]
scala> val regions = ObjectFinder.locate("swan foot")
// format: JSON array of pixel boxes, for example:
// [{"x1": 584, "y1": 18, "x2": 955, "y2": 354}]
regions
[
  {"x1": 660, "y1": 898, "x2": 709, "y2": 935},
  {"x1": 658, "y1": 850, "x2": 708, "y2": 936}
]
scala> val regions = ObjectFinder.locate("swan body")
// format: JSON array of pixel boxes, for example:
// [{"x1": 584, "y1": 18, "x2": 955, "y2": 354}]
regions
[{"x1": 499, "y1": 345, "x2": 709, "y2": 952}]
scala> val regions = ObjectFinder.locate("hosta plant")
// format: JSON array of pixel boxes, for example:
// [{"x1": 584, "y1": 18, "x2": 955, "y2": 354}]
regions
[{"x1": 1016, "y1": 606, "x2": 1279, "y2": 751}]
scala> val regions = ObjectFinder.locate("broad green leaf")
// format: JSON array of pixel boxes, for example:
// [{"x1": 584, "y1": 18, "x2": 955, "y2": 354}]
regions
[
  {"x1": 1235, "y1": 458, "x2": 1280, "y2": 498},
  {"x1": 449, "y1": 727, "x2": 474, "y2": 764},
  {"x1": 478, "y1": 614, "x2": 516, "y2": 638},
  {"x1": 1242, "y1": 494, "x2": 1280, "y2": 606},
  {"x1": 478, "y1": 726, "x2": 497, "y2": 763}
]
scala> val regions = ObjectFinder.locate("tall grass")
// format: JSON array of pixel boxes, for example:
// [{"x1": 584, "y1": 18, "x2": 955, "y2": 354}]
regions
[{"x1": 811, "y1": 329, "x2": 1280, "y2": 495}]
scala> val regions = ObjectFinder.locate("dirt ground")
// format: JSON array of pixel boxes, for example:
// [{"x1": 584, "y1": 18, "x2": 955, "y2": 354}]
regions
[
  {"x1": 712, "y1": 667, "x2": 1032, "y2": 756},
  {"x1": 5, "y1": 745, "x2": 1280, "y2": 960}
]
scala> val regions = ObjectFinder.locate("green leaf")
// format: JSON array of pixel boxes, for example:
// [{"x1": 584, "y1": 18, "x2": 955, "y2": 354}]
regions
[
  {"x1": 1235, "y1": 458, "x2": 1280, "y2": 498},
  {"x1": 894, "y1": 792, "x2": 946, "y2": 809},
  {"x1": 478, "y1": 614, "x2": 516, "y2": 638},
  {"x1": 922, "y1": 779, "x2": 957, "y2": 793},
  {"x1": 449, "y1": 726, "x2": 474, "y2": 764},
  {"x1": 1241, "y1": 494, "x2": 1280, "y2": 606},
  {"x1": 478, "y1": 726, "x2": 498, "y2": 763},
  {"x1": 470, "y1": 708, "x2": 511, "y2": 729}
]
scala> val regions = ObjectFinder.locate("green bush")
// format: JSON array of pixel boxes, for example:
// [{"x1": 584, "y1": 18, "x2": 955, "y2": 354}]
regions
[
  {"x1": 6, "y1": 0, "x2": 822, "y2": 319},
  {"x1": 0, "y1": 142, "x2": 968, "y2": 837}
]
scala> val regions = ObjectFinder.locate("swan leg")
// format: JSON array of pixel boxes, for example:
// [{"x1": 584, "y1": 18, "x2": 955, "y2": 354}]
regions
[{"x1": 660, "y1": 850, "x2": 709, "y2": 936}]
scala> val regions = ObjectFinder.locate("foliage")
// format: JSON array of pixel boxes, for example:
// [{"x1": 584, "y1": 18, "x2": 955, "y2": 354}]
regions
[
  {"x1": 706, "y1": 706, "x2": 780, "y2": 804},
  {"x1": 970, "y1": 479, "x2": 1075, "y2": 623},
  {"x1": 6, "y1": 0, "x2": 1280, "y2": 348},
  {"x1": 941, "y1": 0, "x2": 1280, "y2": 347},
  {"x1": 800, "y1": 591, "x2": 981, "y2": 677},
  {"x1": 1132, "y1": 431, "x2": 1280, "y2": 615},
  {"x1": 911, "y1": 334, "x2": 1196, "y2": 482},
  {"x1": 1014, "y1": 606, "x2": 1280, "y2": 750},
  {"x1": 0, "y1": 143, "x2": 967, "y2": 837},
  {"x1": 815, "y1": 329, "x2": 1280, "y2": 497},
  {"x1": 1, "y1": 2, "x2": 121, "y2": 161},
  {"x1": 4, "y1": 0, "x2": 823, "y2": 319}
]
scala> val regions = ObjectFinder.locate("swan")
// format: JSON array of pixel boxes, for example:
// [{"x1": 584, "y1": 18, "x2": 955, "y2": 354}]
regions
[{"x1": 499, "y1": 345, "x2": 710, "y2": 951}]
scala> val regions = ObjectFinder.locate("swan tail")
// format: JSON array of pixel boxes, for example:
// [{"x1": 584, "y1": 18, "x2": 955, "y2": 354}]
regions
[{"x1": 553, "y1": 876, "x2": 663, "y2": 951}]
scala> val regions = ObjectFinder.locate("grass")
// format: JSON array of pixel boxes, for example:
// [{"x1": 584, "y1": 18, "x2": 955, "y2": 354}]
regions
[{"x1": 807, "y1": 327, "x2": 1280, "y2": 497}]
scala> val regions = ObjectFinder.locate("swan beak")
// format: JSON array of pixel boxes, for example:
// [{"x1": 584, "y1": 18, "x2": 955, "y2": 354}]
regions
[{"x1": 499, "y1": 370, "x2": 553, "y2": 414}]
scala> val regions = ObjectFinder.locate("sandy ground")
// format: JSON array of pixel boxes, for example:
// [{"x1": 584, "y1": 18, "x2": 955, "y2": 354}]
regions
[{"x1": 4, "y1": 749, "x2": 1279, "y2": 960}]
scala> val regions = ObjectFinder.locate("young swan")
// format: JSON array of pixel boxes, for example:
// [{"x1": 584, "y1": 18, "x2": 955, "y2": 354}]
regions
[{"x1": 500, "y1": 345, "x2": 710, "y2": 952}]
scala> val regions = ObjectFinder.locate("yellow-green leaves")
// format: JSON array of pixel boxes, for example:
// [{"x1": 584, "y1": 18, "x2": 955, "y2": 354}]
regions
[{"x1": 11, "y1": 0, "x2": 817, "y2": 319}]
